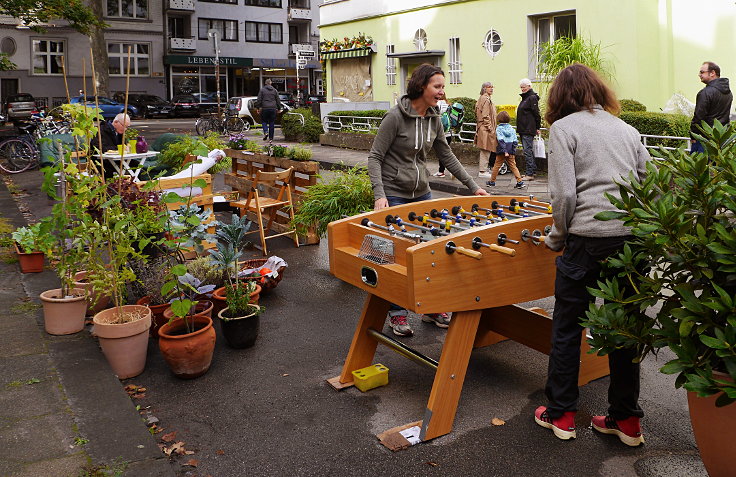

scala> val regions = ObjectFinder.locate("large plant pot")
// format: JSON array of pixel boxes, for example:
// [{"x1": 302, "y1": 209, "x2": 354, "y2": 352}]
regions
[
  {"x1": 93, "y1": 305, "x2": 152, "y2": 379},
  {"x1": 162, "y1": 300, "x2": 213, "y2": 321},
  {"x1": 158, "y1": 314, "x2": 216, "y2": 379},
  {"x1": 687, "y1": 375, "x2": 736, "y2": 477},
  {"x1": 218, "y1": 305, "x2": 260, "y2": 349},
  {"x1": 74, "y1": 271, "x2": 111, "y2": 316},
  {"x1": 15, "y1": 243, "x2": 44, "y2": 273},
  {"x1": 211, "y1": 284, "x2": 261, "y2": 316},
  {"x1": 136, "y1": 296, "x2": 170, "y2": 338},
  {"x1": 39, "y1": 288, "x2": 87, "y2": 335}
]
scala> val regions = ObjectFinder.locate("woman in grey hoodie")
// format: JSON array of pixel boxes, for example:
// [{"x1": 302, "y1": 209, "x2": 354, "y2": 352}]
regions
[{"x1": 367, "y1": 63, "x2": 488, "y2": 337}]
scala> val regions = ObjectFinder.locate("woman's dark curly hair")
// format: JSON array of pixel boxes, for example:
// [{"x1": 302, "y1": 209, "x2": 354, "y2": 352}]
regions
[{"x1": 407, "y1": 64, "x2": 444, "y2": 100}]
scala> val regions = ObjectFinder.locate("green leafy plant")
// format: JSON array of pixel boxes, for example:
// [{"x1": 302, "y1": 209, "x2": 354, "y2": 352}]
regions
[
  {"x1": 536, "y1": 35, "x2": 614, "y2": 84},
  {"x1": 167, "y1": 203, "x2": 214, "y2": 255},
  {"x1": 282, "y1": 108, "x2": 324, "y2": 143},
  {"x1": 619, "y1": 99, "x2": 647, "y2": 112},
  {"x1": 271, "y1": 144, "x2": 288, "y2": 157},
  {"x1": 12, "y1": 222, "x2": 55, "y2": 254},
  {"x1": 158, "y1": 135, "x2": 209, "y2": 172},
  {"x1": 619, "y1": 111, "x2": 690, "y2": 149},
  {"x1": 582, "y1": 121, "x2": 736, "y2": 406},
  {"x1": 287, "y1": 145, "x2": 312, "y2": 161},
  {"x1": 123, "y1": 127, "x2": 139, "y2": 142},
  {"x1": 200, "y1": 132, "x2": 231, "y2": 173},
  {"x1": 186, "y1": 255, "x2": 226, "y2": 289},
  {"x1": 291, "y1": 166, "x2": 374, "y2": 237}
]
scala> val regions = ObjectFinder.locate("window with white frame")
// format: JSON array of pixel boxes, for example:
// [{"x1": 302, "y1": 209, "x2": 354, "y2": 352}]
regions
[
  {"x1": 31, "y1": 39, "x2": 64, "y2": 75},
  {"x1": 482, "y1": 30, "x2": 502, "y2": 58},
  {"x1": 108, "y1": 42, "x2": 150, "y2": 76},
  {"x1": 531, "y1": 12, "x2": 576, "y2": 76},
  {"x1": 448, "y1": 37, "x2": 462, "y2": 83},
  {"x1": 106, "y1": 0, "x2": 148, "y2": 19},
  {"x1": 385, "y1": 44, "x2": 396, "y2": 85}
]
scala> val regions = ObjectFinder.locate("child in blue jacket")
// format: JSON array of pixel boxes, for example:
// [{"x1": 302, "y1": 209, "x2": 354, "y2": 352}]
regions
[{"x1": 487, "y1": 110, "x2": 525, "y2": 189}]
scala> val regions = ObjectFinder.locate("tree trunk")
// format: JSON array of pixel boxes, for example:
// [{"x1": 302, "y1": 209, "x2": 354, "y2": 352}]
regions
[{"x1": 88, "y1": 0, "x2": 109, "y2": 98}]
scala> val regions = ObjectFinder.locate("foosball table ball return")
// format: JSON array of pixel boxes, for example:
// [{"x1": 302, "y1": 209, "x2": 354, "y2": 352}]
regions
[{"x1": 326, "y1": 195, "x2": 609, "y2": 449}]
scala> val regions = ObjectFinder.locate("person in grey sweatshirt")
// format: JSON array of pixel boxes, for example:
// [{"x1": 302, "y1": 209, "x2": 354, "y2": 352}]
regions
[
  {"x1": 367, "y1": 63, "x2": 488, "y2": 337},
  {"x1": 534, "y1": 64, "x2": 651, "y2": 447}
]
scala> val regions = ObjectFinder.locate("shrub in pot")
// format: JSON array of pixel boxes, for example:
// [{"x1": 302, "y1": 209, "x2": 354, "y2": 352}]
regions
[
  {"x1": 582, "y1": 121, "x2": 736, "y2": 477},
  {"x1": 12, "y1": 222, "x2": 53, "y2": 273},
  {"x1": 218, "y1": 280, "x2": 263, "y2": 349}
]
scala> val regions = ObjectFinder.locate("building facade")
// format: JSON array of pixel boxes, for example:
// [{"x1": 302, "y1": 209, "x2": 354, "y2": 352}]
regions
[{"x1": 318, "y1": 0, "x2": 736, "y2": 112}]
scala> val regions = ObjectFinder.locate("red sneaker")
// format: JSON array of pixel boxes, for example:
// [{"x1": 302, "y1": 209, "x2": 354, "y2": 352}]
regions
[
  {"x1": 534, "y1": 406, "x2": 576, "y2": 440},
  {"x1": 591, "y1": 415, "x2": 644, "y2": 447}
]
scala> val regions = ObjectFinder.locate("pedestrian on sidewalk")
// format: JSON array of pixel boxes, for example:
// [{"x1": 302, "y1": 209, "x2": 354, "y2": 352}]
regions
[
  {"x1": 433, "y1": 91, "x2": 451, "y2": 177},
  {"x1": 486, "y1": 111, "x2": 524, "y2": 189},
  {"x1": 533, "y1": 63, "x2": 650, "y2": 446},
  {"x1": 690, "y1": 61, "x2": 732, "y2": 154},
  {"x1": 368, "y1": 63, "x2": 489, "y2": 337},
  {"x1": 474, "y1": 81, "x2": 497, "y2": 178},
  {"x1": 256, "y1": 79, "x2": 283, "y2": 143},
  {"x1": 517, "y1": 78, "x2": 541, "y2": 181}
]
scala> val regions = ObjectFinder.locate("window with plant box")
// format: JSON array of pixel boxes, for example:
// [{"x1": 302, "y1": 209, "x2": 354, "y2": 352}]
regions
[
  {"x1": 31, "y1": 39, "x2": 64, "y2": 75},
  {"x1": 108, "y1": 43, "x2": 150, "y2": 76},
  {"x1": 245, "y1": 22, "x2": 283, "y2": 43},
  {"x1": 529, "y1": 11, "x2": 576, "y2": 78},
  {"x1": 106, "y1": 0, "x2": 148, "y2": 19},
  {"x1": 448, "y1": 37, "x2": 461, "y2": 83},
  {"x1": 198, "y1": 19, "x2": 238, "y2": 41}
]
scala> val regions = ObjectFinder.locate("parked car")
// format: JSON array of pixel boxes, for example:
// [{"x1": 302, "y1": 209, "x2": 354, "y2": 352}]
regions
[
  {"x1": 3, "y1": 93, "x2": 38, "y2": 121},
  {"x1": 227, "y1": 96, "x2": 291, "y2": 127},
  {"x1": 304, "y1": 95, "x2": 327, "y2": 107},
  {"x1": 113, "y1": 93, "x2": 173, "y2": 118},
  {"x1": 69, "y1": 96, "x2": 139, "y2": 120},
  {"x1": 171, "y1": 95, "x2": 201, "y2": 118},
  {"x1": 278, "y1": 93, "x2": 296, "y2": 109}
]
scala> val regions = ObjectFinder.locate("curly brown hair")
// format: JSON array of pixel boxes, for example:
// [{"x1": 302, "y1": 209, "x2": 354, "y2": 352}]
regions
[
  {"x1": 545, "y1": 63, "x2": 620, "y2": 125},
  {"x1": 407, "y1": 64, "x2": 444, "y2": 100}
]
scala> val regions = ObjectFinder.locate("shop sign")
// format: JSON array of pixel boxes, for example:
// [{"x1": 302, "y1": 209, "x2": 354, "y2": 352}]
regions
[{"x1": 165, "y1": 55, "x2": 253, "y2": 66}]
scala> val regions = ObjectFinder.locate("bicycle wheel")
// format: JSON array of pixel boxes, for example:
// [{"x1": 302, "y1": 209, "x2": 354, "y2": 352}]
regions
[
  {"x1": 203, "y1": 119, "x2": 221, "y2": 135},
  {"x1": 225, "y1": 116, "x2": 246, "y2": 134},
  {"x1": 195, "y1": 118, "x2": 209, "y2": 136},
  {"x1": 0, "y1": 138, "x2": 37, "y2": 174}
]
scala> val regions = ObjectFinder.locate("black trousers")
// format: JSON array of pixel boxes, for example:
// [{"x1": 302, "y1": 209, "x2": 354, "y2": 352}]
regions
[{"x1": 545, "y1": 234, "x2": 644, "y2": 420}]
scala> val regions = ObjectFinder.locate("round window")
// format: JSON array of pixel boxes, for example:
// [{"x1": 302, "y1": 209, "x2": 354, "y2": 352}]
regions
[
  {"x1": 1, "y1": 37, "x2": 17, "y2": 56},
  {"x1": 483, "y1": 30, "x2": 502, "y2": 58}
]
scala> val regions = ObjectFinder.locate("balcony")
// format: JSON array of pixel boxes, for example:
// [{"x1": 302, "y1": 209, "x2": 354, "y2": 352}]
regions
[
  {"x1": 169, "y1": 37, "x2": 196, "y2": 51},
  {"x1": 168, "y1": 0, "x2": 195, "y2": 12},
  {"x1": 288, "y1": 7, "x2": 312, "y2": 21}
]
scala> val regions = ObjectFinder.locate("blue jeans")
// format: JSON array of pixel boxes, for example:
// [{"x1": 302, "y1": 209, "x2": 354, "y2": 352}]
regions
[
  {"x1": 261, "y1": 108, "x2": 277, "y2": 140},
  {"x1": 386, "y1": 192, "x2": 432, "y2": 312},
  {"x1": 690, "y1": 140, "x2": 705, "y2": 154},
  {"x1": 521, "y1": 134, "x2": 535, "y2": 176}
]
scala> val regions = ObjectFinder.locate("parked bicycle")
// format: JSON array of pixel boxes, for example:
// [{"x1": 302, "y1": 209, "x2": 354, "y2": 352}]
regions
[
  {"x1": 195, "y1": 111, "x2": 246, "y2": 136},
  {"x1": 0, "y1": 122, "x2": 40, "y2": 174}
]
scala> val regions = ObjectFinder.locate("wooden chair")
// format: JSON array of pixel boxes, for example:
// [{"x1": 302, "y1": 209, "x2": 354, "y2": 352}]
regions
[{"x1": 230, "y1": 166, "x2": 299, "y2": 256}]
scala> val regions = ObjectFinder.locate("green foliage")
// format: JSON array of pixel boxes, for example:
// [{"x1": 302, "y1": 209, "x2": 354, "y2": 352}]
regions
[
  {"x1": 222, "y1": 281, "x2": 261, "y2": 318},
  {"x1": 619, "y1": 99, "x2": 647, "y2": 112},
  {"x1": 12, "y1": 222, "x2": 55, "y2": 254},
  {"x1": 582, "y1": 121, "x2": 736, "y2": 406},
  {"x1": 186, "y1": 255, "x2": 226, "y2": 289},
  {"x1": 287, "y1": 145, "x2": 313, "y2": 161},
  {"x1": 123, "y1": 127, "x2": 139, "y2": 142},
  {"x1": 0, "y1": 0, "x2": 105, "y2": 36},
  {"x1": 536, "y1": 36, "x2": 614, "y2": 83},
  {"x1": 619, "y1": 111, "x2": 690, "y2": 149},
  {"x1": 282, "y1": 108, "x2": 323, "y2": 143},
  {"x1": 449, "y1": 97, "x2": 477, "y2": 123},
  {"x1": 0, "y1": 53, "x2": 17, "y2": 71},
  {"x1": 227, "y1": 134, "x2": 262, "y2": 153},
  {"x1": 77, "y1": 457, "x2": 128, "y2": 477},
  {"x1": 271, "y1": 144, "x2": 288, "y2": 157},
  {"x1": 158, "y1": 135, "x2": 209, "y2": 171},
  {"x1": 292, "y1": 166, "x2": 374, "y2": 237},
  {"x1": 329, "y1": 110, "x2": 387, "y2": 118}
]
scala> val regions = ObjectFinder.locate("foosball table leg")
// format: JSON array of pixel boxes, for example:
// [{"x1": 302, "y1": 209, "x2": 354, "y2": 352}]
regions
[{"x1": 327, "y1": 294, "x2": 391, "y2": 390}]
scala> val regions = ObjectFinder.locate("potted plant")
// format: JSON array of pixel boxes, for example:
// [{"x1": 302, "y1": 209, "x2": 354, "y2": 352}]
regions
[
  {"x1": 131, "y1": 256, "x2": 172, "y2": 337},
  {"x1": 582, "y1": 122, "x2": 736, "y2": 477},
  {"x1": 12, "y1": 222, "x2": 53, "y2": 273}
]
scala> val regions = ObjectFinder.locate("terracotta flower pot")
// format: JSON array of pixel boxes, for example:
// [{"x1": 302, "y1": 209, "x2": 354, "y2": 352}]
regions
[
  {"x1": 15, "y1": 243, "x2": 44, "y2": 273},
  {"x1": 211, "y1": 284, "x2": 261, "y2": 316},
  {"x1": 162, "y1": 300, "x2": 213, "y2": 321},
  {"x1": 136, "y1": 295, "x2": 170, "y2": 338},
  {"x1": 93, "y1": 305, "x2": 152, "y2": 379},
  {"x1": 74, "y1": 271, "x2": 111, "y2": 316},
  {"x1": 158, "y1": 314, "x2": 216, "y2": 379},
  {"x1": 39, "y1": 288, "x2": 88, "y2": 335},
  {"x1": 218, "y1": 305, "x2": 261, "y2": 349}
]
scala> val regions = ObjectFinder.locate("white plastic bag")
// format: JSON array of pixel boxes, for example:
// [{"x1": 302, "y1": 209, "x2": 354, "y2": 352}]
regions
[{"x1": 533, "y1": 135, "x2": 546, "y2": 158}]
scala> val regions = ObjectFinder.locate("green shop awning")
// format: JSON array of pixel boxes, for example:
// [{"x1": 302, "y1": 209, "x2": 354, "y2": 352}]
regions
[{"x1": 320, "y1": 46, "x2": 375, "y2": 60}]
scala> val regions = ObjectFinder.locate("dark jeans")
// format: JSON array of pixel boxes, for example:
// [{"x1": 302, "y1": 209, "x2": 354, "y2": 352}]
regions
[
  {"x1": 545, "y1": 234, "x2": 643, "y2": 420},
  {"x1": 261, "y1": 108, "x2": 277, "y2": 140},
  {"x1": 521, "y1": 134, "x2": 535, "y2": 176},
  {"x1": 690, "y1": 140, "x2": 705, "y2": 154},
  {"x1": 386, "y1": 192, "x2": 432, "y2": 312}
]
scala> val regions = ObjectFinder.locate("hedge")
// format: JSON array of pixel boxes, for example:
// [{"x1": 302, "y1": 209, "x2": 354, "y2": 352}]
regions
[
  {"x1": 282, "y1": 108, "x2": 324, "y2": 143},
  {"x1": 328, "y1": 110, "x2": 387, "y2": 118},
  {"x1": 619, "y1": 111, "x2": 690, "y2": 148},
  {"x1": 620, "y1": 99, "x2": 647, "y2": 112}
]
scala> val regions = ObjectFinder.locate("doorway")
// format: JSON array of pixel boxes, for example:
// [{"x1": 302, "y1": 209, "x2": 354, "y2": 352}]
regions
[{"x1": 1, "y1": 78, "x2": 19, "y2": 107}]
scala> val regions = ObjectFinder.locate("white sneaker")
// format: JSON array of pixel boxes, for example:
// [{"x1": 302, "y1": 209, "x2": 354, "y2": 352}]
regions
[
  {"x1": 478, "y1": 171, "x2": 491, "y2": 178},
  {"x1": 432, "y1": 172, "x2": 446, "y2": 177}
]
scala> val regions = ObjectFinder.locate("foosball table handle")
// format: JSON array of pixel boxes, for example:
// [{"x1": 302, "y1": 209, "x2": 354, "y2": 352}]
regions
[{"x1": 487, "y1": 243, "x2": 516, "y2": 256}]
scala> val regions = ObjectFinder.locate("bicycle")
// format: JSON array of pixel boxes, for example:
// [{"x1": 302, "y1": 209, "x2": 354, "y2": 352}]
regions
[
  {"x1": 0, "y1": 122, "x2": 40, "y2": 174},
  {"x1": 195, "y1": 111, "x2": 247, "y2": 136}
]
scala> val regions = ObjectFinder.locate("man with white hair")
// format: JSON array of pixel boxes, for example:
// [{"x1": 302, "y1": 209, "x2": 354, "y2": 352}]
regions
[
  {"x1": 90, "y1": 112, "x2": 131, "y2": 177},
  {"x1": 517, "y1": 78, "x2": 541, "y2": 181}
]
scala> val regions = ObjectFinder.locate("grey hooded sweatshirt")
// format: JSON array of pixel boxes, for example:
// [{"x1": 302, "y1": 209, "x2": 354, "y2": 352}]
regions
[{"x1": 368, "y1": 95, "x2": 479, "y2": 200}]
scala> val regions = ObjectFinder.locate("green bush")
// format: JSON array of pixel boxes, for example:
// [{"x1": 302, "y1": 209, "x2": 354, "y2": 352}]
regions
[
  {"x1": 619, "y1": 99, "x2": 647, "y2": 112},
  {"x1": 282, "y1": 108, "x2": 323, "y2": 143},
  {"x1": 449, "y1": 97, "x2": 477, "y2": 123},
  {"x1": 619, "y1": 111, "x2": 690, "y2": 149}
]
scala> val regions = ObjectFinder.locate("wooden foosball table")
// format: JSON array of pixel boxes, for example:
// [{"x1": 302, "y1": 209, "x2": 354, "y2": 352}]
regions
[{"x1": 327, "y1": 195, "x2": 609, "y2": 449}]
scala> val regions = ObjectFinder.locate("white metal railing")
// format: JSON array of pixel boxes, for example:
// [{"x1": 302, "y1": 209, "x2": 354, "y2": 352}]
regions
[
  {"x1": 169, "y1": 0, "x2": 195, "y2": 10},
  {"x1": 285, "y1": 112, "x2": 304, "y2": 125},
  {"x1": 641, "y1": 134, "x2": 691, "y2": 152},
  {"x1": 170, "y1": 37, "x2": 195, "y2": 50},
  {"x1": 323, "y1": 114, "x2": 382, "y2": 133}
]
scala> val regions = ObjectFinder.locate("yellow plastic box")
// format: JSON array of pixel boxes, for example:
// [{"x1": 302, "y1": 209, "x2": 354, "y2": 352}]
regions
[{"x1": 352, "y1": 363, "x2": 389, "y2": 392}]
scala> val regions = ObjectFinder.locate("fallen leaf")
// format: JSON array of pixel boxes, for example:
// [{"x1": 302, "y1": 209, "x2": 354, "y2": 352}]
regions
[
  {"x1": 281, "y1": 373, "x2": 289, "y2": 377},
  {"x1": 216, "y1": 449, "x2": 225, "y2": 455},
  {"x1": 161, "y1": 431, "x2": 177, "y2": 442},
  {"x1": 124, "y1": 384, "x2": 139, "y2": 392},
  {"x1": 183, "y1": 458, "x2": 199, "y2": 467},
  {"x1": 491, "y1": 417, "x2": 506, "y2": 426},
  {"x1": 137, "y1": 387, "x2": 147, "y2": 392},
  {"x1": 171, "y1": 442, "x2": 186, "y2": 455},
  {"x1": 427, "y1": 461, "x2": 438, "y2": 467},
  {"x1": 132, "y1": 393, "x2": 146, "y2": 399},
  {"x1": 184, "y1": 450, "x2": 195, "y2": 455}
]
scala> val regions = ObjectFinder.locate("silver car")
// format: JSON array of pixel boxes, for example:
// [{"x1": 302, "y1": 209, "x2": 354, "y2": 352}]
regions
[{"x1": 4, "y1": 93, "x2": 37, "y2": 120}]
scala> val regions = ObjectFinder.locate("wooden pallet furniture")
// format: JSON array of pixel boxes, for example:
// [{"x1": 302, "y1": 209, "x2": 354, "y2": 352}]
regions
[
  {"x1": 326, "y1": 196, "x2": 609, "y2": 449},
  {"x1": 223, "y1": 149, "x2": 320, "y2": 245}
]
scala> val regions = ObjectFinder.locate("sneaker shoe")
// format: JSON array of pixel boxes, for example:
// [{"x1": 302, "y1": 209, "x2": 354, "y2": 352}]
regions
[
  {"x1": 534, "y1": 406, "x2": 577, "y2": 440},
  {"x1": 478, "y1": 171, "x2": 491, "y2": 178},
  {"x1": 263, "y1": 133, "x2": 268, "y2": 140},
  {"x1": 422, "y1": 312, "x2": 451, "y2": 328},
  {"x1": 514, "y1": 181, "x2": 526, "y2": 189},
  {"x1": 388, "y1": 313, "x2": 413, "y2": 337},
  {"x1": 486, "y1": 180, "x2": 496, "y2": 187},
  {"x1": 432, "y1": 172, "x2": 446, "y2": 177},
  {"x1": 521, "y1": 175, "x2": 535, "y2": 181},
  {"x1": 591, "y1": 415, "x2": 644, "y2": 447}
]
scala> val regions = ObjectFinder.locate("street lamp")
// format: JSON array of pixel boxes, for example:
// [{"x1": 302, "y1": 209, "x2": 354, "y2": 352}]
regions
[{"x1": 207, "y1": 28, "x2": 221, "y2": 116}]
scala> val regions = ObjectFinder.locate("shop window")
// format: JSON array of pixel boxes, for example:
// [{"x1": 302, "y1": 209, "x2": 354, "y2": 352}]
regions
[
  {"x1": 245, "y1": 22, "x2": 283, "y2": 44},
  {"x1": 198, "y1": 19, "x2": 239, "y2": 41},
  {"x1": 385, "y1": 44, "x2": 396, "y2": 85},
  {"x1": 106, "y1": 0, "x2": 148, "y2": 19},
  {"x1": 448, "y1": 37, "x2": 461, "y2": 83},
  {"x1": 31, "y1": 39, "x2": 64, "y2": 75},
  {"x1": 108, "y1": 42, "x2": 150, "y2": 76}
]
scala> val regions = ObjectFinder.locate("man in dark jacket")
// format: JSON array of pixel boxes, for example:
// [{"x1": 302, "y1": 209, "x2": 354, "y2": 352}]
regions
[
  {"x1": 691, "y1": 61, "x2": 732, "y2": 153},
  {"x1": 89, "y1": 113, "x2": 130, "y2": 177},
  {"x1": 517, "y1": 78, "x2": 541, "y2": 181},
  {"x1": 256, "y1": 79, "x2": 283, "y2": 143}
]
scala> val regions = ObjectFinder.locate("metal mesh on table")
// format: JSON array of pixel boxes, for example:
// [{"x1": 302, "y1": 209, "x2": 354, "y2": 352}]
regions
[{"x1": 358, "y1": 234, "x2": 395, "y2": 265}]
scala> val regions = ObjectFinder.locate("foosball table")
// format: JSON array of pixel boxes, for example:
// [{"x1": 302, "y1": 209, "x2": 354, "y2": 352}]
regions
[{"x1": 327, "y1": 195, "x2": 609, "y2": 449}]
